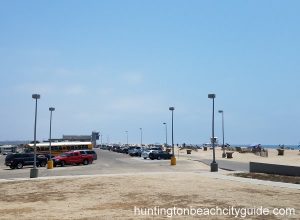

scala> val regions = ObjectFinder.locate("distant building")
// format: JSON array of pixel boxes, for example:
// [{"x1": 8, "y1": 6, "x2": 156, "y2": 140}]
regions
[
  {"x1": 62, "y1": 132, "x2": 99, "y2": 148},
  {"x1": 62, "y1": 135, "x2": 91, "y2": 142}
]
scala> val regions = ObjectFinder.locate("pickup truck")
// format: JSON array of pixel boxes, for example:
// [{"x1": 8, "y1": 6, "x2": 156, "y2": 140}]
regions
[{"x1": 53, "y1": 151, "x2": 93, "y2": 167}]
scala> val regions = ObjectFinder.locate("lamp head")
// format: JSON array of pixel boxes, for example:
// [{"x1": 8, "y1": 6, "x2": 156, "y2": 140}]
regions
[
  {"x1": 218, "y1": 110, "x2": 223, "y2": 113},
  {"x1": 49, "y1": 107, "x2": 55, "y2": 111},
  {"x1": 169, "y1": 107, "x2": 175, "y2": 111},
  {"x1": 32, "y1": 94, "x2": 40, "y2": 99},
  {"x1": 208, "y1": 94, "x2": 216, "y2": 99}
]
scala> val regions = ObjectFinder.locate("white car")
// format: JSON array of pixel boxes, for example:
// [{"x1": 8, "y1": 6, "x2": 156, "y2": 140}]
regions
[{"x1": 128, "y1": 147, "x2": 143, "y2": 156}]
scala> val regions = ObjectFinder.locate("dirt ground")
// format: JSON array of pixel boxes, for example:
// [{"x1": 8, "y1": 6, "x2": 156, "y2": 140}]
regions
[{"x1": 0, "y1": 172, "x2": 299, "y2": 220}]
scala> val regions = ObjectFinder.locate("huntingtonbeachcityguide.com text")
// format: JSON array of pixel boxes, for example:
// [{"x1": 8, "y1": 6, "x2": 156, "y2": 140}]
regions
[{"x1": 134, "y1": 206, "x2": 296, "y2": 218}]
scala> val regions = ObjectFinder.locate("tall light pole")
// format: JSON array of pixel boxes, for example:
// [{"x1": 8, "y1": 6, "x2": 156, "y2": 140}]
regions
[
  {"x1": 208, "y1": 94, "x2": 218, "y2": 172},
  {"x1": 125, "y1": 131, "x2": 128, "y2": 146},
  {"x1": 169, "y1": 107, "x2": 176, "y2": 165},
  {"x1": 47, "y1": 107, "x2": 55, "y2": 169},
  {"x1": 218, "y1": 110, "x2": 226, "y2": 158},
  {"x1": 100, "y1": 133, "x2": 103, "y2": 147},
  {"x1": 139, "y1": 128, "x2": 143, "y2": 146},
  {"x1": 30, "y1": 94, "x2": 40, "y2": 178},
  {"x1": 163, "y1": 122, "x2": 167, "y2": 146}
]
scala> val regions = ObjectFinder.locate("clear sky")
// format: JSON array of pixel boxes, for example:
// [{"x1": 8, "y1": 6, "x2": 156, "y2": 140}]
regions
[{"x1": 0, "y1": 0, "x2": 299, "y2": 146}]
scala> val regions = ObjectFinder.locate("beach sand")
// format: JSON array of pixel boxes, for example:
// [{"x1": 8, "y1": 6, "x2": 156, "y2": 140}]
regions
[
  {"x1": 0, "y1": 172, "x2": 299, "y2": 220},
  {"x1": 177, "y1": 147, "x2": 300, "y2": 166}
]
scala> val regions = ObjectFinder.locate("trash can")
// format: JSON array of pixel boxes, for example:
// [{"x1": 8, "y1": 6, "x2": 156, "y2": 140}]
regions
[
  {"x1": 47, "y1": 160, "x2": 54, "y2": 169},
  {"x1": 277, "y1": 149, "x2": 284, "y2": 156}
]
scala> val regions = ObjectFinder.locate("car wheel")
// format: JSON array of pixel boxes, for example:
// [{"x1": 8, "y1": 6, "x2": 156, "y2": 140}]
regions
[
  {"x1": 61, "y1": 161, "x2": 65, "y2": 167},
  {"x1": 83, "y1": 159, "x2": 88, "y2": 165},
  {"x1": 143, "y1": 157, "x2": 147, "y2": 160},
  {"x1": 16, "y1": 162, "x2": 23, "y2": 169},
  {"x1": 40, "y1": 161, "x2": 46, "y2": 167},
  {"x1": 149, "y1": 154, "x2": 154, "y2": 160}
]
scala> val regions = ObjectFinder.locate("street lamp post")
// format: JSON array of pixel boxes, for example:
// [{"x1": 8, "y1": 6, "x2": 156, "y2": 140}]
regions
[
  {"x1": 140, "y1": 128, "x2": 143, "y2": 146},
  {"x1": 218, "y1": 110, "x2": 226, "y2": 158},
  {"x1": 125, "y1": 131, "x2": 128, "y2": 146},
  {"x1": 47, "y1": 107, "x2": 55, "y2": 169},
  {"x1": 30, "y1": 94, "x2": 40, "y2": 178},
  {"x1": 100, "y1": 133, "x2": 103, "y2": 147},
  {"x1": 163, "y1": 122, "x2": 167, "y2": 146},
  {"x1": 169, "y1": 107, "x2": 176, "y2": 165},
  {"x1": 208, "y1": 94, "x2": 218, "y2": 172}
]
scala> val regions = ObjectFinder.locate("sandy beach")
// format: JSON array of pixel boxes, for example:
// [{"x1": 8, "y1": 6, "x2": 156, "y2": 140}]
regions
[
  {"x1": 0, "y1": 171, "x2": 299, "y2": 220},
  {"x1": 177, "y1": 147, "x2": 300, "y2": 166}
]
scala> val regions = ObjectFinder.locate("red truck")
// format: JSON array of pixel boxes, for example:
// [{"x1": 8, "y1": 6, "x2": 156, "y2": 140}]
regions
[{"x1": 53, "y1": 151, "x2": 94, "y2": 167}]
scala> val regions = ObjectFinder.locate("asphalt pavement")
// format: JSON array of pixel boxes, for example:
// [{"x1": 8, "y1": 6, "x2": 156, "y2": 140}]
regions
[
  {"x1": 0, "y1": 149, "x2": 208, "y2": 179},
  {"x1": 1, "y1": 150, "x2": 298, "y2": 190},
  {"x1": 195, "y1": 158, "x2": 249, "y2": 172}
]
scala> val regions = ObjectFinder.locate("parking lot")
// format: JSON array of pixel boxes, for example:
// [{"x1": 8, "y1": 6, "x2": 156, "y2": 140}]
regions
[{"x1": 0, "y1": 148, "x2": 209, "y2": 180}]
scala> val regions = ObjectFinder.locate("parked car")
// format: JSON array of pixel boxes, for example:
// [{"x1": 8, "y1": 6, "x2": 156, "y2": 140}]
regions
[
  {"x1": 5, "y1": 153, "x2": 48, "y2": 169},
  {"x1": 100, "y1": 145, "x2": 110, "y2": 150},
  {"x1": 149, "y1": 151, "x2": 172, "y2": 160},
  {"x1": 53, "y1": 151, "x2": 93, "y2": 167},
  {"x1": 112, "y1": 145, "x2": 121, "y2": 152},
  {"x1": 118, "y1": 146, "x2": 129, "y2": 154},
  {"x1": 78, "y1": 150, "x2": 97, "y2": 160},
  {"x1": 45, "y1": 154, "x2": 56, "y2": 160},
  {"x1": 128, "y1": 147, "x2": 143, "y2": 156},
  {"x1": 141, "y1": 147, "x2": 162, "y2": 159},
  {"x1": 127, "y1": 146, "x2": 136, "y2": 154}
]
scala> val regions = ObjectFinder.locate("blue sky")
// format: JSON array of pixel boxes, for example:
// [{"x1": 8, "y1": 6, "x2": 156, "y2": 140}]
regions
[{"x1": 0, "y1": 0, "x2": 299, "y2": 145}]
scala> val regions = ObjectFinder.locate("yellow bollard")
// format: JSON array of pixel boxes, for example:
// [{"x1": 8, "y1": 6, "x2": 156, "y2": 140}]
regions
[
  {"x1": 170, "y1": 156, "x2": 176, "y2": 166},
  {"x1": 47, "y1": 160, "x2": 53, "y2": 169}
]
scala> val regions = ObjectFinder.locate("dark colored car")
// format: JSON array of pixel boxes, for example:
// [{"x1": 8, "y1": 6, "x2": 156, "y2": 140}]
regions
[
  {"x1": 120, "y1": 146, "x2": 129, "y2": 154},
  {"x1": 149, "y1": 151, "x2": 172, "y2": 160},
  {"x1": 5, "y1": 153, "x2": 48, "y2": 169},
  {"x1": 112, "y1": 145, "x2": 121, "y2": 152}
]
